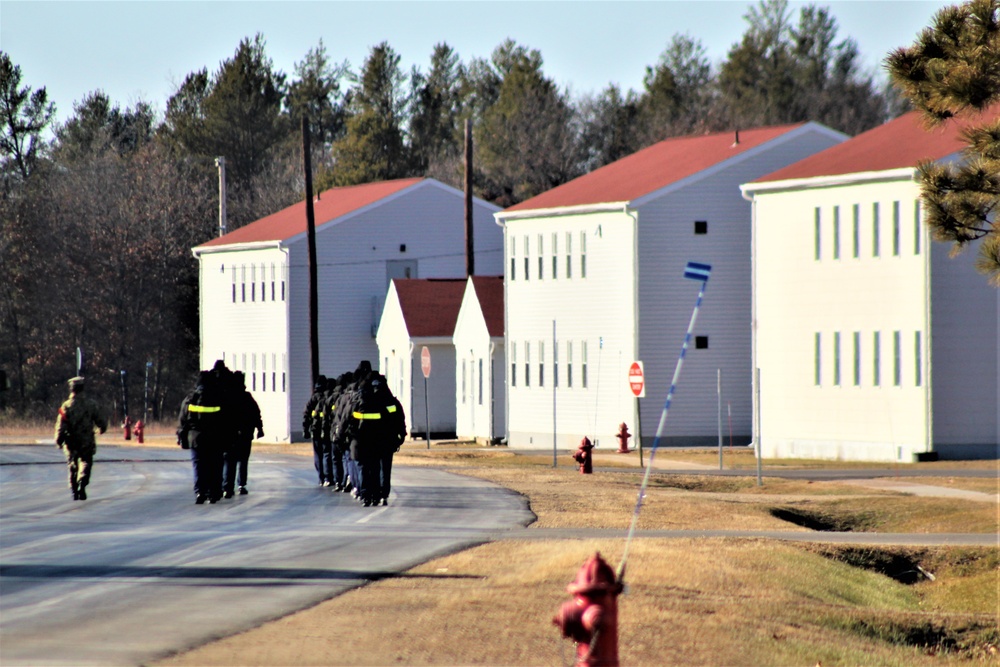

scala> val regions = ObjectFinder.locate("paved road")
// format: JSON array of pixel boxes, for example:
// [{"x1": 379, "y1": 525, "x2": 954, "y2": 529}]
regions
[{"x1": 0, "y1": 445, "x2": 533, "y2": 667}]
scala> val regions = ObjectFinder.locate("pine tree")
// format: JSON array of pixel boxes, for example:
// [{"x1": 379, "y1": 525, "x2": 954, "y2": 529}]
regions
[
  {"x1": 887, "y1": 0, "x2": 1000, "y2": 284},
  {"x1": 0, "y1": 52, "x2": 55, "y2": 185}
]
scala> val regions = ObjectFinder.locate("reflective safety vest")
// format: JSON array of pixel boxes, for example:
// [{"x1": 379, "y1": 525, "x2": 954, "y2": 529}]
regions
[{"x1": 352, "y1": 411, "x2": 381, "y2": 420}]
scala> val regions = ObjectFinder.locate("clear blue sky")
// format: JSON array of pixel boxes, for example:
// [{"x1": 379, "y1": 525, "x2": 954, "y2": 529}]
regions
[{"x1": 3, "y1": 0, "x2": 950, "y2": 127}]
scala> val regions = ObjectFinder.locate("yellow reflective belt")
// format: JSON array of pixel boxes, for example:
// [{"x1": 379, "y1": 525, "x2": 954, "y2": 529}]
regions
[
  {"x1": 387, "y1": 405, "x2": 397, "y2": 413},
  {"x1": 352, "y1": 412, "x2": 381, "y2": 420},
  {"x1": 189, "y1": 405, "x2": 221, "y2": 413},
  {"x1": 311, "y1": 410, "x2": 317, "y2": 417}
]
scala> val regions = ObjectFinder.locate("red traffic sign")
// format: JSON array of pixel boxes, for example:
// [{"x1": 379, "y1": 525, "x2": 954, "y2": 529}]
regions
[
  {"x1": 628, "y1": 361, "x2": 645, "y2": 398},
  {"x1": 420, "y1": 346, "x2": 431, "y2": 378}
]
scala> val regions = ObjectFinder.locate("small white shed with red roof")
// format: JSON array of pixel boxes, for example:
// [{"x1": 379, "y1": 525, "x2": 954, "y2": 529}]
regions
[{"x1": 452, "y1": 276, "x2": 505, "y2": 443}]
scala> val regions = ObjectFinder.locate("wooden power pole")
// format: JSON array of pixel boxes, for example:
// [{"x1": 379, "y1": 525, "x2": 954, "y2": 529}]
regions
[
  {"x1": 464, "y1": 118, "x2": 474, "y2": 277},
  {"x1": 302, "y1": 117, "x2": 320, "y2": 385}
]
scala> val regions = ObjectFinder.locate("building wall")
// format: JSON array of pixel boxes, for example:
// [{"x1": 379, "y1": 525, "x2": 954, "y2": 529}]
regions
[
  {"x1": 753, "y1": 178, "x2": 933, "y2": 461},
  {"x1": 197, "y1": 246, "x2": 291, "y2": 442},
  {"x1": 636, "y1": 126, "x2": 844, "y2": 447},
  {"x1": 202, "y1": 181, "x2": 502, "y2": 442},
  {"x1": 453, "y1": 283, "x2": 504, "y2": 442},
  {"x1": 503, "y1": 209, "x2": 638, "y2": 449},
  {"x1": 930, "y1": 235, "x2": 1000, "y2": 456}
]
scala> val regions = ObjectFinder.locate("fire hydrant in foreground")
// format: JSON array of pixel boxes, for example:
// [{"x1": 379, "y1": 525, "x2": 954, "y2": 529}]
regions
[
  {"x1": 572, "y1": 437, "x2": 594, "y2": 474},
  {"x1": 134, "y1": 420, "x2": 144, "y2": 444},
  {"x1": 553, "y1": 552, "x2": 623, "y2": 666},
  {"x1": 615, "y1": 422, "x2": 631, "y2": 453},
  {"x1": 123, "y1": 415, "x2": 132, "y2": 441}
]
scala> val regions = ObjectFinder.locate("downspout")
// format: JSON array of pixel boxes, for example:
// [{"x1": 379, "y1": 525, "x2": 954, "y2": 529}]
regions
[
  {"x1": 408, "y1": 341, "x2": 415, "y2": 439},
  {"x1": 489, "y1": 341, "x2": 496, "y2": 443},
  {"x1": 742, "y1": 187, "x2": 759, "y2": 455},
  {"x1": 280, "y1": 244, "x2": 292, "y2": 442},
  {"x1": 624, "y1": 204, "x2": 640, "y2": 446},
  {"x1": 497, "y1": 216, "x2": 510, "y2": 445}
]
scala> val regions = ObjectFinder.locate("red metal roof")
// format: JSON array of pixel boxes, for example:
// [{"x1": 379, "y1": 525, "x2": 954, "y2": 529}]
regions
[
  {"x1": 754, "y1": 108, "x2": 995, "y2": 183},
  {"x1": 393, "y1": 278, "x2": 468, "y2": 338},
  {"x1": 505, "y1": 123, "x2": 806, "y2": 212},
  {"x1": 198, "y1": 177, "x2": 424, "y2": 248},
  {"x1": 470, "y1": 276, "x2": 504, "y2": 337}
]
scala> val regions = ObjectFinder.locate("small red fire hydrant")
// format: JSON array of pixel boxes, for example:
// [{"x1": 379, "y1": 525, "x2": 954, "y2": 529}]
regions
[
  {"x1": 134, "y1": 420, "x2": 144, "y2": 444},
  {"x1": 615, "y1": 423, "x2": 631, "y2": 453},
  {"x1": 123, "y1": 415, "x2": 132, "y2": 441},
  {"x1": 572, "y1": 437, "x2": 594, "y2": 474},
  {"x1": 553, "y1": 552, "x2": 623, "y2": 666}
]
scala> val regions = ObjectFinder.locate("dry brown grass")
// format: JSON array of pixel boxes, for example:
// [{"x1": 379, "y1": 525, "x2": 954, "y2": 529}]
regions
[{"x1": 155, "y1": 447, "x2": 1000, "y2": 667}]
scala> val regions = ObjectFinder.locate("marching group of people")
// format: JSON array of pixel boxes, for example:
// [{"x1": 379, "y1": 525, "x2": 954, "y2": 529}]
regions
[
  {"x1": 176, "y1": 360, "x2": 263, "y2": 504},
  {"x1": 303, "y1": 360, "x2": 407, "y2": 507},
  {"x1": 52, "y1": 358, "x2": 405, "y2": 506}
]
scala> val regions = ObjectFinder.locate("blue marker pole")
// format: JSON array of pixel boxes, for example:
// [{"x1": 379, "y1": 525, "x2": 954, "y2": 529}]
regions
[{"x1": 617, "y1": 261, "x2": 711, "y2": 579}]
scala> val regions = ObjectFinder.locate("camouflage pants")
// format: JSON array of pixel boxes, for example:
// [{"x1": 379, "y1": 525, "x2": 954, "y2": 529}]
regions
[{"x1": 64, "y1": 445, "x2": 95, "y2": 492}]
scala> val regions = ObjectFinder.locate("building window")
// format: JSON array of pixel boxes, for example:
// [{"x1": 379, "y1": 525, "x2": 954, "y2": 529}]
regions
[
  {"x1": 695, "y1": 336, "x2": 709, "y2": 349},
  {"x1": 553, "y1": 341, "x2": 559, "y2": 387},
  {"x1": 511, "y1": 341, "x2": 517, "y2": 387},
  {"x1": 873, "y1": 202, "x2": 880, "y2": 257},
  {"x1": 271, "y1": 263, "x2": 276, "y2": 301},
  {"x1": 892, "y1": 201, "x2": 901, "y2": 256},
  {"x1": 873, "y1": 331, "x2": 881, "y2": 386},
  {"x1": 538, "y1": 234, "x2": 544, "y2": 279},
  {"x1": 524, "y1": 236, "x2": 530, "y2": 281},
  {"x1": 525, "y1": 341, "x2": 531, "y2": 388},
  {"x1": 462, "y1": 360, "x2": 467, "y2": 403},
  {"x1": 510, "y1": 236, "x2": 516, "y2": 281},
  {"x1": 915, "y1": 331, "x2": 922, "y2": 386},
  {"x1": 231, "y1": 266, "x2": 237, "y2": 303},
  {"x1": 853, "y1": 331, "x2": 861, "y2": 386},
  {"x1": 833, "y1": 331, "x2": 841, "y2": 386},
  {"x1": 893, "y1": 331, "x2": 901, "y2": 386},
  {"x1": 252, "y1": 353, "x2": 257, "y2": 391},
  {"x1": 539, "y1": 340, "x2": 545, "y2": 387},
  {"x1": 552, "y1": 233, "x2": 558, "y2": 279},
  {"x1": 261, "y1": 354, "x2": 267, "y2": 392},
  {"x1": 251, "y1": 264, "x2": 256, "y2": 302},
  {"x1": 814, "y1": 207, "x2": 821, "y2": 260},
  {"x1": 833, "y1": 206, "x2": 840, "y2": 260},
  {"x1": 241, "y1": 265, "x2": 246, "y2": 302},
  {"x1": 581, "y1": 340, "x2": 588, "y2": 388},
  {"x1": 852, "y1": 203, "x2": 860, "y2": 259},
  {"x1": 580, "y1": 231, "x2": 587, "y2": 278},
  {"x1": 566, "y1": 232, "x2": 573, "y2": 278},
  {"x1": 914, "y1": 200, "x2": 922, "y2": 255},
  {"x1": 567, "y1": 341, "x2": 573, "y2": 388},
  {"x1": 694, "y1": 220, "x2": 708, "y2": 235},
  {"x1": 814, "y1": 332, "x2": 821, "y2": 386}
]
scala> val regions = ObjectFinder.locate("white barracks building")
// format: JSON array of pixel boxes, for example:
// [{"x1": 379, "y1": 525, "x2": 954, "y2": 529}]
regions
[{"x1": 742, "y1": 110, "x2": 999, "y2": 462}]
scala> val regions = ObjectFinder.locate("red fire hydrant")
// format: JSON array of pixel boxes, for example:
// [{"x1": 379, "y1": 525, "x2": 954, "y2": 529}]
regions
[
  {"x1": 615, "y1": 423, "x2": 631, "y2": 453},
  {"x1": 572, "y1": 437, "x2": 594, "y2": 474},
  {"x1": 134, "y1": 420, "x2": 144, "y2": 444},
  {"x1": 123, "y1": 415, "x2": 132, "y2": 440},
  {"x1": 553, "y1": 552, "x2": 623, "y2": 666}
]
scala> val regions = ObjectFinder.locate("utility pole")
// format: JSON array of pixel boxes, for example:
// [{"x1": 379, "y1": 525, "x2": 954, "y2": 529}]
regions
[
  {"x1": 215, "y1": 157, "x2": 227, "y2": 237},
  {"x1": 464, "y1": 118, "x2": 474, "y2": 277},
  {"x1": 302, "y1": 117, "x2": 320, "y2": 385}
]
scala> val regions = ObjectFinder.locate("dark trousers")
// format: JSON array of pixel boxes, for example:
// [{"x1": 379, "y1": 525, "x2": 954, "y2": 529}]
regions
[
  {"x1": 378, "y1": 448, "x2": 394, "y2": 501},
  {"x1": 223, "y1": 439, "x2": 252, "y2": 492},
  {"x1": 332, "y1": 443, "x2": 346, "y2": 488},
  {"x1": 189, "y1": 431, "x2": 223, "y2": 499},
  {"x1": 312, "y1": 436, "x2": 330, "y2": 483},
  {"x1": 342, "y1": 449, "x2": 355, "y2": 490}
]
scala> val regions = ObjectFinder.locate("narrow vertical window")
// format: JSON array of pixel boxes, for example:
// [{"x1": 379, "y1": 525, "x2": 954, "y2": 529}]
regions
[
  {"x1": 511, "y1": 342, "x2": 517, "y2": 387},
  {"x1": 232, "y1": 266, "x2": 237, "y2": 303},
  {"x1": 478, "y1": 359, "x2": 483, "y2": 404},
  {"x1": 251, "y1": 264, "x2": 256, "y2": 302},
  {"x1": 914, "y1": 200, "x2": 922, "y2": 255},
  {"x1": 252, "y1": 353, "x2": 257, "y2": 391},
  {"x1": 260, "y1": 263, "x2": 266, "y2": 301},
  {"x1": 873, "y1": 331, "x2": 881, "y2": 386},
  {"x1": 282, "y1": 353, "x2": 287, "y2": 392},
  {"x1": 567, "y1": 341, "x2": 573, "y2": 388},
  {"x1": 814, "y1": 207, "x2": 821, "y2": 260},
  {"x1": 834, "y1": 332, "x2": 841, "y2": 386},
  {"x1": 892, "y1": 201, "x2": 900, "y2": 256},
  {"x1": 261, "y1": 354, "x2": 267, "y2": 392},
  {"x1": 814, "y1": 332, "x2": 822, "y2": 385},
  {"x1": 852, "y1": 203, "x2": 860, "y2": 259},
  {"x1": 915, "y1": 331, "x2": 923, "y2": 386},
  {"x1": 524, "y1": 236, "x2": 530, "y2": 281},
  {"x1": 525, "y1": 341, "x2": 531, "y2": 388},
  {"x1": 271, "y1": 263, "x2": 276, "y2": 301},
  {"x1": 510, "y1": 236, "x2": 516, "y2": 281},
  {"x1": 833, "y1": 206, "x2": 840, "y2": 260},
  {"x1": 873, "y1": 202, "x2": 880, "y2": 257},
  {"x1": 461, "y1": 360, "x2": 467, "y2": 403},
  {"x1": 580, "y1": 231, "x2": 587, "y2": 278},
  {"x1": 566, "y1": 232, "x2": 572, "y2": 278},
  {"x1": 582, "y1": 341, "x2": 588, "y2": 388},
  {"x1": 537, "y1": 234, "x2": 544, "y2": 280},
  {"x1": 853, "y1": 331, "x2": 861, "y2": 386},
  {"x1": 539, "y1": 340, "x2": 545, "y2": 387},
  {"x1": 241, "y1": 265, "x2": 246, "y2": 302},
  {"x1": 893, "y1": 331, "x2": 901, "y2": 386},
  {"x1": 552, "y1": 233, "x2": 558, "y2": 279}
]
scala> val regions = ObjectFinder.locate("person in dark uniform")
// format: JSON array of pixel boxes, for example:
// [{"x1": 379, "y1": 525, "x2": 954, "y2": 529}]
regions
[
  {"x1": 303, "y1": 375, "x2": 328, "y2": 486},
  {"x1": 54, "y1": 376, "x2": 108, "y2": 500},
  {"x1": 322, "y1": 372, "x2": 351, "y2": 491},
  {"x1": 177, "y1": 370, "x2": 226, "y2": 504},
  {"x1": 224, "y1": 371, "x2": 263, "y2": 497},
  {"x1": 374, "y1": 377, "x2": 406, "y2": 506}
]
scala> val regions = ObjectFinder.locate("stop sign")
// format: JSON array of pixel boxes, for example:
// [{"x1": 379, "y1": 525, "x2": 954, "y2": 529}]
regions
[
  {"x1": 628, "y1": 361, "x2": 645, "y2": 398},
  {"x1": 420, "y1": 346, "x2": 431, "y2": 378}
]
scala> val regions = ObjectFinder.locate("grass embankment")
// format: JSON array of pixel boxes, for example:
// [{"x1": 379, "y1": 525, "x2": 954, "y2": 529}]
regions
[{"x1": 157, "y1": 447, "x2": 999, "y2": 666}]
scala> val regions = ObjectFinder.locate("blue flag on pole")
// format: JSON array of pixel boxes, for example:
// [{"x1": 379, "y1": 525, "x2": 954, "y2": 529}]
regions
[{"x1": 684, "y1": 261, "x2": 711, "y2": 282}]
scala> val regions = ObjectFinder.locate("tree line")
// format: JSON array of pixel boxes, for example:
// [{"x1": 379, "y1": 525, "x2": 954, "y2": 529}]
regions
[{"x1": 1, "y1": 0, "x2": 909, "y2": 420}]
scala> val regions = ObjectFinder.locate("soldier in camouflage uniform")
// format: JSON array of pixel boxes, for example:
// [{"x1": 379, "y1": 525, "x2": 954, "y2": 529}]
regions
[{"x1": 54, "y1": 376, "x2": 108, "y2": 500}]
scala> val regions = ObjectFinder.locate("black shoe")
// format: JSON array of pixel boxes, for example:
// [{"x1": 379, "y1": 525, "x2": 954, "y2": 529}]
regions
[
  {"x1": 223, "y1": 490, "x2": 234, "y2": 499},
  {"x1": 380, "y1": 498, "x2": 388, "y2": 506},
  {"x1": 77, "y1": 488, "x2": 86, "y2": 500},
  {"x1": 238, "y1": 486, "x2": 248, "y2": 495},
  {"x1": 209, "y1": 496, "x2": 219, "y2": 504},
  {"x1": 195, "y1": 495, "x2": 207, "y2": 504},
  {"x1": 72, "y1": 490, "x2": 79, "y2": 500},
  {"x1": 362, "y1": 498, "x2": 372, "y2": 507}
]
